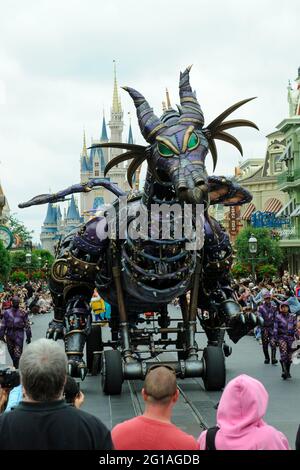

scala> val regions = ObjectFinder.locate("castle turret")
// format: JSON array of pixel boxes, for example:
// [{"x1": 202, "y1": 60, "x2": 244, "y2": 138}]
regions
[
  {"x1": 65, "y1": 195, "x2": 81, "y2": 231},
  {"x1": 40, "y1": 203, "x2": 59, "y2": 254},
  {"x1": 80, "y1": 131, "x2": 91, "y2": 183}
]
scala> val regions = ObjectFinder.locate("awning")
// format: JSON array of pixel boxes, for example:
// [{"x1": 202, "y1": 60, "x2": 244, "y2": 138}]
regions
[
  {"x1": 264, "y1": 198, "x2": 283, "y2": 213},
  {"x1": 242, "y1": 203, "x2": 255, "y2": 221},
  {"x1": 276, "y1": 199, "x2": 296, "y2": 217},
  {"x1": 290, "y1": 206, "x2": 300, "y2": 217},
  {"x1": 278, "y1": 143, "x2": 292, "y2": 162}
]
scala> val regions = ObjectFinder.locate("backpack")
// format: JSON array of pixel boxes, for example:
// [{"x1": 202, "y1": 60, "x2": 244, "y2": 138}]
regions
[{"x1": 205, "y1": 426, "x2": 219, "y2": 450}]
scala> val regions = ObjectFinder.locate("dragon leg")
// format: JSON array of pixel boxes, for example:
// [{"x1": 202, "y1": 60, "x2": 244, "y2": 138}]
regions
[{"x1": 64, "y1": 295, "x2": 92, "y2": 380}]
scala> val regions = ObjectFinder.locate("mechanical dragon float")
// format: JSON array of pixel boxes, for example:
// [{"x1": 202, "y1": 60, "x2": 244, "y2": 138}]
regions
[{"x1": 20, "y1": 67, "x2": 260, "y2": 393}]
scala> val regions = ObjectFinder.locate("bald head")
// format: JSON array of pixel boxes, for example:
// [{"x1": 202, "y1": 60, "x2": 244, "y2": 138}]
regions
[{"x1": 143, "y1": 366, "x2": 177, "y2": 405}]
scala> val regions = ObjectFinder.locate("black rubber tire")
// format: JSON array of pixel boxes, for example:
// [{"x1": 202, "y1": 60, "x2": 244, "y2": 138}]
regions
[
  {"x1": 176, "y1": 322, "x2": 189, "y2": 361},
  {"x1": 202, "y1": 346, "x2": 226, "y2": 391},
  {"x1": 101, "y1": 349, "x2": 123, "y2": 395},
  {"x1": 86, "y1": 323, "x2": 103, "y2": 374}
]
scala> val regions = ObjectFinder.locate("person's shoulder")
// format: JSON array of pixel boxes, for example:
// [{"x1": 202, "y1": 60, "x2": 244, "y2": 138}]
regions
[
  {"x1": 0, "y1": 406, "x2": 21, "y2": 423},
  {"x1": 170, "y1": 424, "x2": 198, "y2": 448},
  {"x1": 197, "y1": 430, "x2": 207, "y2": 450},
  {"x1": 75, "y1": 408, "x2": 109, "y2": 430},
  {"x1": 112, "y1": 416, "x2": 140, "y2": 433},
  {"x1": 257, "y1": 424, "x2": 290, "y2": 450}
]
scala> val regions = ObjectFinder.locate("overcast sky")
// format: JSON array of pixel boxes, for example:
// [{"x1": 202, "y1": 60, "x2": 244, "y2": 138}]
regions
[{"x1": 0, "y1": 0, "x2": 299, "y2": 241}]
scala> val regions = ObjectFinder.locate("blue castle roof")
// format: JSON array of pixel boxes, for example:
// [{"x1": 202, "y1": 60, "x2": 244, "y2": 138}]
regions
[
  {"x1": 101, "y1": 116, "x2": 108, "y2": 141},
  {"x1": 88, "y1": 147, "x2": 106, "y2": 172},
  {"x1": 81, "y1": 156, "x2": 90, "y2": 173},
  {"x1": 57, "y1": 205, "x2": 62, "y2": 220},
  {"x1": 43, "y1": 203, "x2": 57, "y2": 225},
  {"x1": 66, "y1": 195, "x2": 80, "y2": 220},
  {"x1": 128, "y1": 123, "x2": 133, "y2": 144}
]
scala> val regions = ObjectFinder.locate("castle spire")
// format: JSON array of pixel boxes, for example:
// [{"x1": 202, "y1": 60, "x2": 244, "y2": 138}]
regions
[
  {"x1": 81, "y1": 130, "x2": 88, "y2": 157},
  {"x1": 112, "y1": 60, "x2": 122, "y2": 114},
  {"x1": 128, "y1": 121, "x2": 133, "y2": 145},
  {"x1": 166, "y1": 88, "x2": 171, "y2": 109},
  {"x1": 101, "y1": 114, "x2": 109, "y2": 141},
  {"x1": 109, "y1": 60, "x2": 124, "y2": 154}
]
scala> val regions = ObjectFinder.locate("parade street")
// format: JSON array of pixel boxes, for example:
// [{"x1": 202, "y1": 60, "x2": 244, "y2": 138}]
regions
[{"x1": 15, "y1": 307, "x2": 300, "y2": 449}]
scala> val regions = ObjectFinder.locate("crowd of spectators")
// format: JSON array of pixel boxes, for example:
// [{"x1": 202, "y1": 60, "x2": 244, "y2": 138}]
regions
[
  {"x1": 1, "y1": 273, "x2": 300, "y2": 450},
  {"x1": 0, "y1": 281, "x2": 53, "y2": 319},
  {"x1": 0, "y1": 338, "x2": 299, "y2": 450}
]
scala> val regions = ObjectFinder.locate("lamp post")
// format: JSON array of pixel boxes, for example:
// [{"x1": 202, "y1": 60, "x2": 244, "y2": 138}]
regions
[
  {"x1": 248, "y1": 233, "x2": 258, "y2": 281},
  {"x1": 25, "y1": 251, "x2": 32, "y2": 278}
]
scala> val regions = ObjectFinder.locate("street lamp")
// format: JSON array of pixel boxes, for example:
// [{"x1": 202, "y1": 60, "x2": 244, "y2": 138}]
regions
[
  {"x1": 38, "y1": 256, "x2": 42, "y2": 267},
  {"x1": 248, "y1": 234, "x2": 257, "y2": 281},
  {"x1": 25, "y1": 252, "x2": 32, "y2": 278}
]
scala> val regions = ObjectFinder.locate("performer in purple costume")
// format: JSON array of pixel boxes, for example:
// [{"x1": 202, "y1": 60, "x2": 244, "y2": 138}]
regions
[
  {"x1": 273, "y1": 301, "x2": 298, "y2": 380},
  {"x1": 258, "y1": 292, "x2": 277, "y2": 364},
  {"x1": 0, "y1": 296, "x2": 32, "y2": 368}
]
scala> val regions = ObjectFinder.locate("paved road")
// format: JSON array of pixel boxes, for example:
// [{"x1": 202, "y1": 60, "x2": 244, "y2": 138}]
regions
[{"x1": 7, "y1": 309, "x2": 300, "y2": 448}]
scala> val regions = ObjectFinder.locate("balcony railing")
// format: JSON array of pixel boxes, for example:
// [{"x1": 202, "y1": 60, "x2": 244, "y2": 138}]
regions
[{"x1": 278, "y1": 168, "x2": 300, "y2": 185}]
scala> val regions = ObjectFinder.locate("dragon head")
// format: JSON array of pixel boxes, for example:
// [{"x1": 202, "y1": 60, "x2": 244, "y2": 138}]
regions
[
  {"x1": 123, "y1": 66, "x2": 258, "y2": 205},
  {"x1": 96, "y1": 66, "x2": 258, "y2": 207}
]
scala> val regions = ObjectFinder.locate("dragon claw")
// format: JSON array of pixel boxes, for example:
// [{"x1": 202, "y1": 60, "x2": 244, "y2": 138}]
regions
[
  {"x1": 67, "y1": 359, "x2": 87, "y2": 380},
  {"x1": 46, "y1": 320, "x2": 64, "y2": 341},
  {"x1": 79, "y1": 367, "x2": 87, "y2": 381}
]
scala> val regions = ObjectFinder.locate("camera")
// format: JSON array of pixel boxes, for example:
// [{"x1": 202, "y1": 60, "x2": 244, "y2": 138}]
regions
[{"x1": 0, "y1": 366, "x2": 20, "y2": 389}]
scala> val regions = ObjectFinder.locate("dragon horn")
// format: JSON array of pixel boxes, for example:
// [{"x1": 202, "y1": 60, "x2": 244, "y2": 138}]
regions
[
  {"x1": 122, "y1": 86, "x2": 167, "y2": 143},
  {"x1": 177, "y1": 66, "x2": 204, "y2": 127}
]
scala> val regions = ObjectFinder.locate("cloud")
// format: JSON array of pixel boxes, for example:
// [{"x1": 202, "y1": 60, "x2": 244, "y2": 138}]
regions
[{"x1": 0, "y1": 0, "x2": 299, "y2": 241}]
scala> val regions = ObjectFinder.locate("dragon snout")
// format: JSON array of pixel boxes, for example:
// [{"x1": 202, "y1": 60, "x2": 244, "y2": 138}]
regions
[
  {"x1": 173, "y1": 165, "x2": 208, "y2": 205},
  {"x1": 177, "y1": 184, "x2": 208, "y2": 204}
]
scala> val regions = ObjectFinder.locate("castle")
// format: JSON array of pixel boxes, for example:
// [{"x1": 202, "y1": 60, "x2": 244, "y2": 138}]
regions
[{"x1": 40, "y1": 65, "x2": 135, "y2": 254}]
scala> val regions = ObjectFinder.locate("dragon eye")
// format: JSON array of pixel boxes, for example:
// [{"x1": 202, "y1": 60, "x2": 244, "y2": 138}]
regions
[
  {"x1": 158, "y1": 142, "x2": 174, "y2": 157},
  {"x1": 187, "y1": 132, "x2": 199, "y2": 151}
]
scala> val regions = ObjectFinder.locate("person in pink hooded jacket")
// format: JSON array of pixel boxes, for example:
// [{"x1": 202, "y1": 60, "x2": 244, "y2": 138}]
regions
[{"x1": 197, "y1": 374, "x2": 290, "y2": 450}]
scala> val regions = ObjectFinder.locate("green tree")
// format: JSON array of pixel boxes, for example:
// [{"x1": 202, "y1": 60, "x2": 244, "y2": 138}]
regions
[
  {"x1": 7, "y1": 214, "x2": 33, "y2": 245},
  {"x1": 235, "y1": 227, "x2": 284, "y2": 273},
  {"x1": 257, "y1": 264, "x2": 278, "y2": 279},
  {"x1": 33, "y1": 249, "x2": 54, "y2": 268},
  {"x1": 0, "y1": 240, "x2": 11, "y2": 282},
  {"x1": 231, "y1": 261, "x2": 250, "y2": 278},
  {"x1": 10, "y1": 271, "x2": 28, "y2": 283},
  {"x1": 10, "y1": 250, "x2": 40, "y2": 271}
]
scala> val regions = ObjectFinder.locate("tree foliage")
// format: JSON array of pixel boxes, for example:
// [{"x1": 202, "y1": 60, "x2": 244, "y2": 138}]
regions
[
  {"x1": 7, "y1": 214, "x2": 33, "y2": 245},
  {"x1": 10, "y1": 250, "x2": 40, "y2": 271},
  {"x1": 257, "y1": 264, "x2": 278, "y2": 279},
  {"x1": 32, "y1": 249, "x2": 54, "y2": 268},
  {"x1": 231, "y1": 262, "x2": 250, "y2": 278},
  {"x1": 10, "y1": 271, "x2": 28, "y2": 283},
  {"x1": 234, "y1": 227, "x2": 284, "y2": 271},
  {"x1": 0, "y1": 240, "x2": 11, "y2": 282}
]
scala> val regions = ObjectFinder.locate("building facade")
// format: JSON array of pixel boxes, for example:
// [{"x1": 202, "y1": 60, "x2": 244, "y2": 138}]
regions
[
  {"x1": 237, "y1": 132, "x2": 288, "y2": 225},
  {"x1": 276, "y1": 67, "x2": 300, "y2": 273}
]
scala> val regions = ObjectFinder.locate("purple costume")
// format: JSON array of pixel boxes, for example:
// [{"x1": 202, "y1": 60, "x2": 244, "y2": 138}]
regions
[
  {"x1": 273, "y1": 312, "x2": 297, "y2": 364},
  {"x1": 0, "y1": 307, "x2": 32, "y2": 368},
  {"x1": 258, "y1": 301, "x2": 277, "y2": 362}
]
